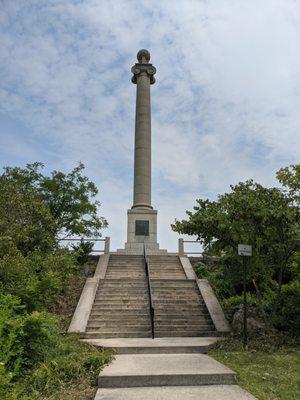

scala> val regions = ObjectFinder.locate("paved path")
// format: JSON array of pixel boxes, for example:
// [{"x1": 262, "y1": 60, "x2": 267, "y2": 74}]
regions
[{"x1": 90, "y1": 337, "x2": 257, "y2": 400}]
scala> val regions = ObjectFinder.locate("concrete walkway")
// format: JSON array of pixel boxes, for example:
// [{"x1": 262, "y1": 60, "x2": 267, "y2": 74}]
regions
[{"x1": 90, "y1": 337, "x2": 257, "y2": 399}]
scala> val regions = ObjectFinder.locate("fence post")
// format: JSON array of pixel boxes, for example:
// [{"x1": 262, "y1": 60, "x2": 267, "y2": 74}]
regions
[
  {"x1": 104, "y1": 237, "x2": 110, "y2": 254},
  {"x1": 178, "y1": 238, "x2": 184, "y2": 256}
]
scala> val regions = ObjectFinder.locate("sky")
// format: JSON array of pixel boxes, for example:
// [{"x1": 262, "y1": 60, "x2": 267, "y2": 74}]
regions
[{"x1": 0, "y1": 0, "x2": 300, "y2": 252}]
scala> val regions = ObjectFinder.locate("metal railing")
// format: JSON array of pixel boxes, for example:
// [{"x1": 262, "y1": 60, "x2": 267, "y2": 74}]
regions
[
  {"x1": 178, "y1": 238, "x2": 203, "y2": 256},
  {"x1": 58, "y1": 236, "x2": 110, "y2": 254},
  {"x1": 143, "y1": 243, "x2": 155, "y2": 339}
]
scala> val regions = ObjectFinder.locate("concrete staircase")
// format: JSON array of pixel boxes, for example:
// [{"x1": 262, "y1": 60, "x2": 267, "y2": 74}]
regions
[
  {"x1": 84, "y1": 253, "x2": 216, "y2": 339},
  {"x1": 84, "y1": 255, "x2": 152, "y2": 339},
  {"x1": 152, "y1": 280, "x2": 215, "y2": 337},
  {"x1": 148, "y1": 255, "x2": 186, "y2": 279}
]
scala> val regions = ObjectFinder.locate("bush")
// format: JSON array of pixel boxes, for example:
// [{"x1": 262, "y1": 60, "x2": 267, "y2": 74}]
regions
[
  {"x1": 276, "y1": 279, "x2": 300, "y2": 334},
  {"x1": 0, "y1": 295, "x2": 112, "y2": 398},
  {"x1": 0, "y1": 295, "x2": 60, "y2": 378},
  {"x1": 222, "y1": 293, "x2": 261, "y2": 322},
  {"x1": 194, "y1": 263, "x2": 209, "y2": 278},
  {"x1": 0, "y1": 249, "x2": 78, "y2": 312}
]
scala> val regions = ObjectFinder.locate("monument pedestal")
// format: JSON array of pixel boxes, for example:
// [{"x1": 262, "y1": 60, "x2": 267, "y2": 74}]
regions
[{"x1": 117, "y1": 208, "x2": 167, "y2": 255}]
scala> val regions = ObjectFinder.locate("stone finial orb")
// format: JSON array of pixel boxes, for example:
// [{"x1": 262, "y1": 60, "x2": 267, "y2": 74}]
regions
[{"x1": 137, "y1": 49, "x2": 150, "y2": 63}]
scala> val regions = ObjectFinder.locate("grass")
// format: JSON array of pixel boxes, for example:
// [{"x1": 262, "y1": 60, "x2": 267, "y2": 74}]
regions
[{"x1": 209, "y1": 338, "x2": 300, "y2": 400}]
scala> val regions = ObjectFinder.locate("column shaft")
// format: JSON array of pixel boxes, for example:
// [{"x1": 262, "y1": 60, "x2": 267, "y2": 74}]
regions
[{"x1": 133, "y1": 72, "x2": 152, "y2": 208}]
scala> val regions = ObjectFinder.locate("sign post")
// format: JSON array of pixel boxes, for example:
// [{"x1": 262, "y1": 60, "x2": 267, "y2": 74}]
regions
[{"x1": 238, "y1": 244, "x2": 252, "y2": 349}]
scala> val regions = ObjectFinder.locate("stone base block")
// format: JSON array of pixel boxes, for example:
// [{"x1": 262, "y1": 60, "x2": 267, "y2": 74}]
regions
[{"x1": 117, "y1": 207, "x2": 167, "y2": 255}]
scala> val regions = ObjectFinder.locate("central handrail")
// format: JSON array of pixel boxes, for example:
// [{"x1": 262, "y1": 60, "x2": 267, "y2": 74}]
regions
[{"x1": 143, "y1": 243, "x2": 155, "y2": 339}]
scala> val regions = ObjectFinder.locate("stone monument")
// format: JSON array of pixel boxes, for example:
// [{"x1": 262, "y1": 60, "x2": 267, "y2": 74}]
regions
[{"x1": 118, "y1": 49, "x2": 166, "y2": 255}]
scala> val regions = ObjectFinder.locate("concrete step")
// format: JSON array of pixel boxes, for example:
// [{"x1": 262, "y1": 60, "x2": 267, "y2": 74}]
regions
[
  {"x1": 82, "y1": 337, "x2": 219, "y2": 354},
  {"x1": 153, "y1": 306, "x2": 206, "y2": 311},
  {"x1": 96, "y1": 293, "x2": 148, "y2": 298},
  {"x1": 154, "y1": 320, "x2": 214, "y2": 327},
  {"x1": 149, "y1": 256, "x2": 179, "y2": 261},
  {"x1": 105, "y1": 274, "x2": 145, "y2": 278},
  {"x1": 155, "y1": 330, "x2": 216, "y2": 337},
  {"x1": 99, "y1": 285, "x2": 147, "y2": 289},
  {"x1": 94, "y1": 296, "x2": 149, "y2": 301},
  {"x1": 91, "y1": 306, "x2": 150, "y2": 311},
  {"x1": 98, "y1": 354, "x2": 236, "y2": 388},
  {"x1": 154, "y1": 313, "x2": 211, "y2": 318},
  {"x1": 99, "y1": 278, "x2": 147, "y2": 283},
  {"x1": 87, "y1": 325, "x2": 151, "y2": 332},
  {"x1": 90, "y1": 311, "x2": 150, "y2": 317},
  {"x1": 152, "y1": 298, "x2": 204, "y2": 304},
  {"x1": 151, "y1": 280, "x2": 196, "y2": 287},
  {"x1": 93, "y1": 301, "x2": 149, "y2": 307},
  {"x1": 88, "y1": 319, "x2": 150, "y2": 326},
  {"x1": 97, "y1": 288, "x2": 148, "y2": 292},
  {"x1": 151, "y1": 276, "x2": 186, "y2": 279},
  {"x1": 95, "y1": 385, "x2": 257, "y2": 399},
  {"x1": 83, "y1": 331, "x2": 152, "y2": 339},
  {"x1": 87, "y1": 318, "x2": 150, "y2": 328}
]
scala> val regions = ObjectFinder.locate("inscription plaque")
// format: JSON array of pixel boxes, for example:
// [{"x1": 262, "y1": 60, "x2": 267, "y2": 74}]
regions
[{"x1": 135, "y1": 220, "x2": 149, "y2": 236}]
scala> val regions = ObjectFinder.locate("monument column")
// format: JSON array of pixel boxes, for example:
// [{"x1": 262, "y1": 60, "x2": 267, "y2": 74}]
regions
[
  {"x1": 118, "y1": 49, "x2": 165, "y2": 255},
  {"x1": 131, "y1": 49, "x2": 156, "y2": 209}
]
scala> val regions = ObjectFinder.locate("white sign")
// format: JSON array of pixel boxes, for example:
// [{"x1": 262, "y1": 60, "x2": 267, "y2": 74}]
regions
[{"x1": 238, "y1": 244, "x2": 252, "y2": 257}]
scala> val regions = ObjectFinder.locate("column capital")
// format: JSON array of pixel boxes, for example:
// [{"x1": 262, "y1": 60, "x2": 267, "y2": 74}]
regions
[
  {"x1": 131, "y1": 64, "x2": 156, "y2": 84},
  {"x1": 131, "y1": 49, "x2": 156, "y2": 84}
]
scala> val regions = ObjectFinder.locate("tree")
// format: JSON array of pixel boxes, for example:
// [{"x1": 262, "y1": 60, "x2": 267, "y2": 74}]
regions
[
  {"x1": 277, "y1": 164, "x2": 300, "y2": 205},
  {"x1": 1, "y1": 162, "x2": 107, "y2": 239},
  {"x1": 0, "y1": 174, "x2": 55, "y2": 255},
  {"x1": 172, "y1": 171, "x2": 300, "y2": 326},
  {"x1": 0, "y1": 162, "x2": 108, "y2": 310}
]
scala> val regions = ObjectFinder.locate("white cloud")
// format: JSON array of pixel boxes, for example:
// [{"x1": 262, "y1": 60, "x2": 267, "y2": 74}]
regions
[{"x1": 0, "y1": 0, "x2": 299, "y2": 251}]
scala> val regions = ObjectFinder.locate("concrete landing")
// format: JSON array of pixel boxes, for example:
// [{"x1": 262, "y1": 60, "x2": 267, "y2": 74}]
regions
[
  {"x1": 98, "y1": 353, "x2": 236, "y2": 388},
  {"x1": 95, "y1": 385, "x2": 257, "y2": 399},
  {"x1": 83, "y1": 337, "x2": 220, "y2": 354}
]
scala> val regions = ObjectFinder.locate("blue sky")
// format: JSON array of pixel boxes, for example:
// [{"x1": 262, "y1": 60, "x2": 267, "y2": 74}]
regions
[{"x1": 0, "y1": 0, "x2": 300, "y2": 252}]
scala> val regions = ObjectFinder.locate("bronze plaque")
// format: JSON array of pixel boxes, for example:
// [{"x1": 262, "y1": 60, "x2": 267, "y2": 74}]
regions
[{"x1": 135, "y1": 220, "x2": 149, "y2": 236}]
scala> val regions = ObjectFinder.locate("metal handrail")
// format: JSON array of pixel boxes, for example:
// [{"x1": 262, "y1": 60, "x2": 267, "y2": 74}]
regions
[
  {"x1": 58, "y1": 237, "x2": 107, "y2": 254},
  {"x1": 143, "y1": 243, "x2": 155, "y2": 339},
  {"x1": 181, "y1": 239, "x2": 203, "y2": 255}
]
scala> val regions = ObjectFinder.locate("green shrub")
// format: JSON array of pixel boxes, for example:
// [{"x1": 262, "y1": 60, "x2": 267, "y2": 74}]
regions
[
  {"x1": 72, "y1": 239, "x2": 94, "y2": 266},
  {"x1": 0, "y1": 248, "x2": 77, "y2": 312},
  {"x1": 194, "y1": 263, "x2": 209, "y2": 278},
  {"x1": 0, "y1": 305, "x2": 60, "y2": 377},
  {"x1": 0, "y1": 364, "x2": 13, "y2": 400},
  {"x1": 222, "y1": 293, "x2": 262, "y2": 322},
  {"x1": 0, "y1": 291, "x2": 60, "y2": 377},
  {"x1": 276, "y1": 279, "x2": 300, "y2": 334}
]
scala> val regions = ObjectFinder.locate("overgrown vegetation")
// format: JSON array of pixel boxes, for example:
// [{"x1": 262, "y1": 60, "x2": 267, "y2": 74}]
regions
[
  {"x1": 173, "y1": 164, "x2": 300, "y2": 337},
  {"x1": 0, "y1": 163, "x2": 111, "y2": 399}
]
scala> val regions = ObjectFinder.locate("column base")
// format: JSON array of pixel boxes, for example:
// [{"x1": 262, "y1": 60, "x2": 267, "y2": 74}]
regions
[{"x1": 116, "y1": 207, "x2": 167, "y2": 255}]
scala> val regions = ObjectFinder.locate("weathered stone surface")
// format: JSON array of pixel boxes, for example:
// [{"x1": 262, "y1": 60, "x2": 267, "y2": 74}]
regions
[{"x1": 232, "y1": 307, "x2": 265, "y2": 337}]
